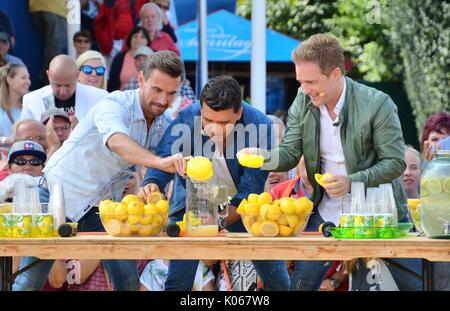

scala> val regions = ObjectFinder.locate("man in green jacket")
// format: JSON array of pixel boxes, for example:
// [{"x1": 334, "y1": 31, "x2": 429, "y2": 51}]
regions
[{"x1": 248, "y1": 34, "x2": 408, "y2": 290}]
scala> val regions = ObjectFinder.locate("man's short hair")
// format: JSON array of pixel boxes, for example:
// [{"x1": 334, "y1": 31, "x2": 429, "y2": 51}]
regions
[
  {"x1": 200, "y1": 75, "x2": 242, "y2": 112},
  {"x1": 292, "y1": 33, "x2": 345, "y2": 76},
  {"x1": 73, "y1": 29, "x2": 93, "y2": 43},
  {"x1": 142, "y1": 50, "x2": 183, "y2": 80}
]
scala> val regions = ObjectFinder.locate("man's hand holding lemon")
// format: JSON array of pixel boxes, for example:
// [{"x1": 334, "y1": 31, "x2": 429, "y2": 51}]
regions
[{"x1": 322, "y1": 175, "x2": 350, "y2": 198}]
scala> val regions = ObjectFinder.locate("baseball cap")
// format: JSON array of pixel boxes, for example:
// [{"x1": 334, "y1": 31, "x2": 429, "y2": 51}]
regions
[
  {"x1": 134, "y1": 46, "x2": 154, "y2": 58},
  {"x1": 0, "y1": 31, "x2": 9, "y2": 44},
  {"x1": 8, "y1": 140, "x2": 47, "y2": 164},
  {"x1": 41, "y1": 107, "x2": 71, "y2": 125}
]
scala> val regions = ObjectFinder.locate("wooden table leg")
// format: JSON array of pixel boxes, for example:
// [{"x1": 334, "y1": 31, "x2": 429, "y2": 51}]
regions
[
  {"x1": 422, "y1": 259, "x2": 434, "y2": 291},
  {"x1": 0, "y1": 256, "x2": 12, "y2": 291}
]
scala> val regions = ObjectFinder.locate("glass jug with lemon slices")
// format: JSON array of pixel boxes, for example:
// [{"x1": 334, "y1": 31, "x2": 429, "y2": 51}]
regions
[
  {"x1": 420, "y1": 150, "x2": 450, "y2": 238},
  {"x1": 185, "y1": 157, "x2": 229, "y2": 236}
]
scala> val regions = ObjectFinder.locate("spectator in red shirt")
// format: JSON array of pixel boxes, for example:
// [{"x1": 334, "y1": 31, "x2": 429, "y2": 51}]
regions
[
  {"x1": 94, "y1": 0, "x2": 148, "y2": 66},
  {"x1": 139, "y1": 3, "x2": 180, "y2": 55}
]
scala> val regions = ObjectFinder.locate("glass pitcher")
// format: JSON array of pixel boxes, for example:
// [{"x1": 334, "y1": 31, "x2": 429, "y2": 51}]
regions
[
  {"x1": 185, "y1": 178, "x2": 229, "y2": 236},
  {"x1": 420, "y1": 150, "x2": 450, "y2": 238}
]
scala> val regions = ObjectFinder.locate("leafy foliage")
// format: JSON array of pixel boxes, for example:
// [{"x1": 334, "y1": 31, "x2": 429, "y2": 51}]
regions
[
  {"x1": 389, "y1": 0, "x2": 450, "y2": 132},
  {"x1": 237, "y1": 0, "x2": 337, "y2": 41}
]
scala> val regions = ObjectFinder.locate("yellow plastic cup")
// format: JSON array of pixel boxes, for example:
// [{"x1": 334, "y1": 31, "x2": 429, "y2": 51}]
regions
[{"x1": 186, "y1": 156, "x2": 213, "y2": 181}]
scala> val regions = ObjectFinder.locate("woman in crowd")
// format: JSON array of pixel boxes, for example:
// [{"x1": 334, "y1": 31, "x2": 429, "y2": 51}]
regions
[
  {"x1": 403, "y1": 146, "x2": 421, "y2": 199},
  {"x1": 108, "y1": 26, "x2": 150, "y2": 92},
  {"x1": 76, "y1": 50, "x2": 107, "y2": 90},
  {"x1": 421, "y1": 112, "x2": 450, "y2": 161},
  {"x1": 0, "y1": 63, "x2": 31, "y2": 141}
]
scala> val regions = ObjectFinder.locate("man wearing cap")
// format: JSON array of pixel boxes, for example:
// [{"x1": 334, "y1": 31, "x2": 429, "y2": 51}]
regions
[
  {"x1": 0, "y1": 31, "x2": 24, "y2": 65},
  {"x1": 21, "y1": 54, "x2": 108, "y2": 124},
  {"x1": 8, "y1": 140, "x2": 46, "y2": 178},
  {"x1": 41, "y1": 107, "x2": 72, "y2": 146},
  {"x1": 124, "y1": 46, "x2": 154, "y2": 91}
]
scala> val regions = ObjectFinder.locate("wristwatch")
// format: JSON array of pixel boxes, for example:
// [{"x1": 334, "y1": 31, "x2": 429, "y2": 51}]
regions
[{"x1": 329, "y1": 277, "x2": 341, "y2": 289}]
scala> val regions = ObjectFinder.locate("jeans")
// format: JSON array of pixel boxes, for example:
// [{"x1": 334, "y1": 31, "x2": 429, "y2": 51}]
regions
[
  {"x1": 290, "y1": 212, "x2": 333, "y2": 291},
  {"x1": 13, "y1": 186, "x2": 139, "y2": 291},
  {"x1": 164, "y1": 209, "x2": 290, "y2": 291}
]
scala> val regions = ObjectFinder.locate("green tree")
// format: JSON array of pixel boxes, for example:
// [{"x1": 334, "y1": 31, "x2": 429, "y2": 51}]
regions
[
  {"x1": 324, "y1": 0, "x2": 403, "y2": 82},
  {"x1": 237, "y1": 0, "x2": 337, "y2": 41},
  {"x1": 389, "y1": 0, "x2": 450, "y2": 133}
]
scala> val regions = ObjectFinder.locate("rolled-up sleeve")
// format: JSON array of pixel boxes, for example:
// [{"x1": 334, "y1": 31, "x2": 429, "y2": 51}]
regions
[{"x1": 93, "y1": 99, "x2": 130, "y2": 146}]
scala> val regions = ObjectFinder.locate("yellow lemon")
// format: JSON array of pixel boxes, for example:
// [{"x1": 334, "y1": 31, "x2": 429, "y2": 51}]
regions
[
  {"x1": 138, "y1": 224, "x2": 153, "y2": 236},
  {"x1": 277, "y1": 214, "x2": 289, "y2": 226},
  {"x1": 151, "y1": 225, "x2": 162, "y2": 235},
  {"x1": 259, "y1": 203, "x2": 271, "y2": 220},
  {"x1": 422, "y1": 177, "x2": 442, "y2": 195},
  {"x1": 247, "y1": 193, "x2": 259, "y2": 203},
  {"x1": 407, "y1": 199, "x2": 420, "y2": 209},
  {"x1": 186, "y1": 156, "x2": 213, "y2": 181},
  {"x1": 245, "y1": 203, "x2": 260, "y2": 215},
  {"x1": 257, "y1": 192, "x2": 273, "y2": 205},
  {"x1": 129, "y1": 224, "x2": 140, "y2": 232},
  {"x1": 266, "y1": 204, "x2": 281, "y2": 221},
  {"x1": 147, "y1": 192, "x2": 164, "y2": 205},
  {"x1": 107, "y1": 219, "x2": 122, "y2": 235},
  {"x1": 120, "y1": 224, "x2": 132, "y2": 236},
  {"x1": 315, "y1": 173, "x2": 334, "y2": 187},
  {"x1": 242, "y1": 215, "x2": 255, "y2": 229},
  {"x1": 443, "y1": 177, "x2": 450, "y2": 194},
  {"x1": 237, "y1": 153, "x2": 264, "y2": 168},
  {"x1": 280, "y1": 200, "x2": 295, "y2": 214},
  {"x1": 259, "y1": 220, "x2": 279, "y2": 237},
  {"x1": 278, "y1": 225, "x2": 293, "y2": 237},
  {"x1": 127, "y1": 214, "x2": 143, "y2": 225},
  {"x1": 100, "y1": 202, "x2": 116, "y2": 215},
  {"x1": 114, "y1": 203, "x2": 128, "y2": 221},
  {"x1": 140, "y1": 215, "x2": 153, "y2": 225},
  {"x1": 127, "y1": 201, "x2": 145, "y2": 215},
  {"x1": 236, "y1": 199, "x2": 247, "y2": 214},
  {"x1": 152, "y1": 214, "x2": 163, "y2": 227},
  {"x1": 286, "y1": 215, "x2": 299, "y2": 228},
  {"x1": 144, "y1": 204, "x2": 158, "y2": 215},
  {"x1": 294, "y1": 197, "x2": 314, "y2": 214},
  {"x1": 121, "y1": 194, "x2": 139, "y2": 206},
  {"x1": 156, "y1": 200, "x2": 169, "y2": 214},
  {"x1": 99, "y1": 200, "x2": 113, "y2": 214},
  {"x1": 250, "y1": 221, "x2": 262, "y2": 236}
]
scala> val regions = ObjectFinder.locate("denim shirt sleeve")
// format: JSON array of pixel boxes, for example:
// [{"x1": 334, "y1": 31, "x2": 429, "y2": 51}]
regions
[
  {"x1": 93, "y1": 98, "x2": 130, "y2": 146},
  {"x1": 142, "y1": 111, "x2": 188, "y2": 192}
]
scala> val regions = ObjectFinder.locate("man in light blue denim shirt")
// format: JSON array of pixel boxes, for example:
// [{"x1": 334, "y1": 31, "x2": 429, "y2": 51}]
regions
[
  {"x1": 13, "y1": 51, "x2": 186, "y2": 291},
  {"x1": 140, "y1": 76, "x2": 290, "y2": 291}
]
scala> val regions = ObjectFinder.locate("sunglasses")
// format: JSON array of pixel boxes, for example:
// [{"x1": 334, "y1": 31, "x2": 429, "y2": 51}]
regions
[
  {"x1": 80, "y1": 65, "x2": 106, "y2": 76},
  {"x1": 12, "y1": 158, "x2": 43, "y2": 167}
]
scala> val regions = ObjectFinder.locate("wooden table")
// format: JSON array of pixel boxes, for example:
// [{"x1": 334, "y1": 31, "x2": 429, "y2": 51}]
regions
[{"x1": 1, "y1": 233, "x2": 449, "y2": 290}]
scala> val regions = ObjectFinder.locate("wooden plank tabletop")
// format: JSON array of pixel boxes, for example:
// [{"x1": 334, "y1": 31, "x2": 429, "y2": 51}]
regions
[{"x1": 1, "y1": 233, "x2": 449, "y2": 261}]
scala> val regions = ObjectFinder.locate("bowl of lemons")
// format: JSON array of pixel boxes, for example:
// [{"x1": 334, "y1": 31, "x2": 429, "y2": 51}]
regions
[
  {"x1": 99, "y1": 193, "x2": 169, "y2": 237},
  {"x1": 236, "y1": 192, "x2": 313, "y2": 237}
]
